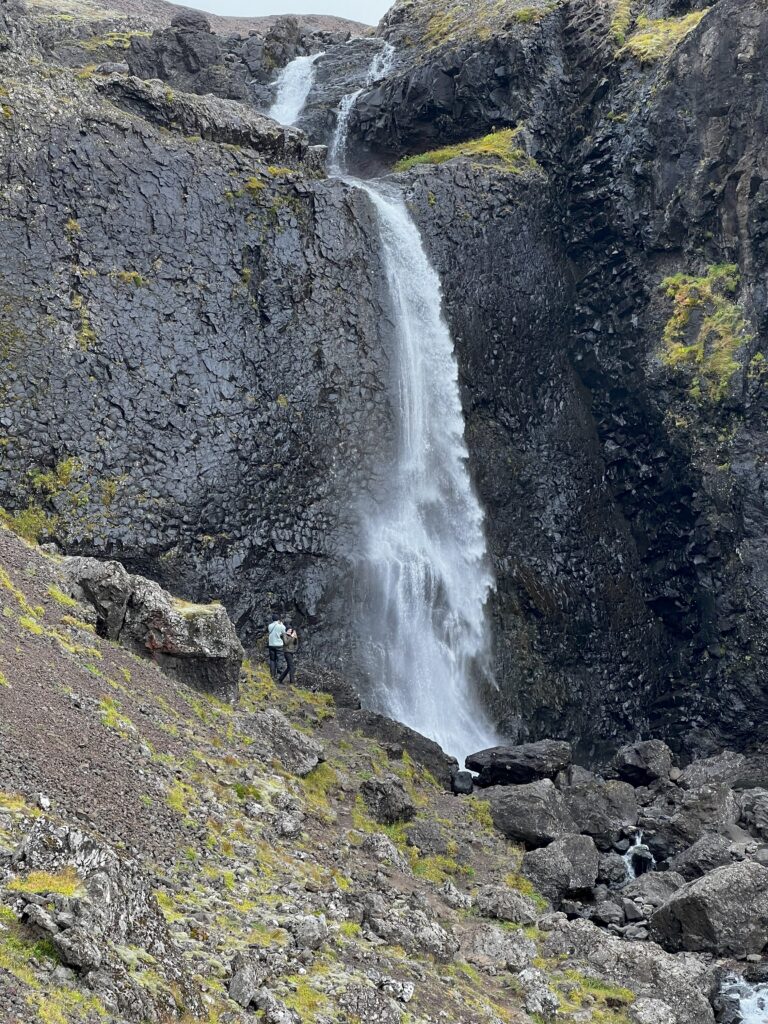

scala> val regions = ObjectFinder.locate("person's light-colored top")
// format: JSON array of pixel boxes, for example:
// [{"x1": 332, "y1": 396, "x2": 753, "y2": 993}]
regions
[{"x1": 268, "y1": 620, "x2": 286, "y2": 647}]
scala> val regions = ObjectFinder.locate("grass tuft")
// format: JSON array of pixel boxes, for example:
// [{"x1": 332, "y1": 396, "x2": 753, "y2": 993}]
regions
[{"x1": 394, "y1": 128, "x2": 538, "y2": 175}]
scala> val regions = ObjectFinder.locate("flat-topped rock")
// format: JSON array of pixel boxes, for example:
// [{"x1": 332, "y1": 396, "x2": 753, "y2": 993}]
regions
[{"x1": 466, "y1": 740, "x2": 572, "y2": 787}]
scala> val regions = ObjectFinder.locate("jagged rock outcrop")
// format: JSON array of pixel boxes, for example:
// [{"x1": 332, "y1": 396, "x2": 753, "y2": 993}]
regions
[
  {"x1": 64, "y1": 555, "x2": 244, "y2": 699},
  {"x1": 8, "y1": 819, "x2": 202, "y2": 1020}
]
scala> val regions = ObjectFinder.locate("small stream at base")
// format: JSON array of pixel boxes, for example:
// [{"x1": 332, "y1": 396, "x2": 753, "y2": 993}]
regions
[{"x1": 718, "y1": 974, "x2": 768, "y2": 1023}]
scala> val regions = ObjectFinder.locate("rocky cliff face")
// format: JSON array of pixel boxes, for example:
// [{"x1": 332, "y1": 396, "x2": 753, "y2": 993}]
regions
[
  {"x1": 342, "y1": 0, "x2": 768, "y2": 759},
  {"x1": 1, "y1": 0, "x2": 768, "y2": 763}
]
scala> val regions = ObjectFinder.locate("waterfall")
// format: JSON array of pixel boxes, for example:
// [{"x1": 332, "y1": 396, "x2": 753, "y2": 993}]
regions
[
  {"x1": 268, "y1": 52, "x2": 324, "y2": 127},
  {"x1": 326, "y1": 50, "x2": 500, "y2": 764},
  {"x1": 355, "y1": 181, "x2": 500, "y2": 763},
  {"x1": 328, "y1": 43, "x2": 395, "y2": 174},
  {"x1": 622, "y1": 831, "x2": 654, "y2": 880},
  {"x1": 719, "y1": 973, "x2": 768, "y2": 1022}
]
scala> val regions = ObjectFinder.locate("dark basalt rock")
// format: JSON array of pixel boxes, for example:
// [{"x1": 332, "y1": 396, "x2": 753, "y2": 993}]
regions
[
  {"x1": 612, "y1": 740, "x2": 675, "y2": 787},
  {"x1": 558, "y1": 767, "x2": 638, "y2": 850},
  {"x1": 489, "y1": 778, "x2": 577, "y2": 848},
  {"x1": 466, "y1": 740, "x2": 572, "y2": 787},
  {"x1": 336, "y1": 709, "x2": 459, "y2": 790},
  {"x1": 650, "y1": 861, "x2": 768, "y2": 956},
  {"x1": 360, "y1": 776, "x2": 416, "y2": 825},
  {"x1": 522, "y1": 833, "x2": 599, "y2": 905},
  {"x1": 667, "y1": 834, "x2": 734, "y2": 881}
]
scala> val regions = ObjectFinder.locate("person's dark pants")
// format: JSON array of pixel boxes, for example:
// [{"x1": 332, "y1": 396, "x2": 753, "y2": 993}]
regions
[
  {"x1": 279, "y1": 650, "x2": 296, "y2": 686},
  {"x1": 268, "y1": 646, "x2": 282, "y2": 680}
]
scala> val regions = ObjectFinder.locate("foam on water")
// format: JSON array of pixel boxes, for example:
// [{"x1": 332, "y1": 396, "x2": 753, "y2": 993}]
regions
[
  {"x1": 268, "y1": 52, "x2": 324, "y2": 126},
  {"x1": 327, "y1": 47, "x2": 500, "y2": 764}
]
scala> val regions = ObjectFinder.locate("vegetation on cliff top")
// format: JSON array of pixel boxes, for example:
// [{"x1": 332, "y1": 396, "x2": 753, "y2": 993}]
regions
[
  {"x1": 621, "y1": 11, "x2": 707, "y2": 63},
  {"x1": 416, "y1": 0, "x2": 554, "y2": 48},
  {"x1": 393, "y1": 128, "x2": 540, "y2": 174},
  {"x1": 660, "y1": 263, "x2": 754, "y2": 404}
]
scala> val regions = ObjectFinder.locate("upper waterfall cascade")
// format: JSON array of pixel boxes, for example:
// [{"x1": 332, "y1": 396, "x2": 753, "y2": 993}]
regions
[
  {"x1": 268, "y1": 52, "x2": 324, "y2": 127},
  {"x1": 270, "y1": 47, "x2": 500, "y2": 764}
]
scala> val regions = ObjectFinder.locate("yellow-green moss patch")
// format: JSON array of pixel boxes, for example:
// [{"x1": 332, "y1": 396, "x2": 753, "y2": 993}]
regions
[
  {"x1": 622, "y1": 11, "x2": 706, "y2": 63},
  {"x1": 660, "y1": 263, "x2": 753, "y2": 403},
  {"x1": 7, "y1": 867, "x2": 84, "y2": 897},
  {"x1": 394, "y1": 128, "x2": 538, "y2": 174}
]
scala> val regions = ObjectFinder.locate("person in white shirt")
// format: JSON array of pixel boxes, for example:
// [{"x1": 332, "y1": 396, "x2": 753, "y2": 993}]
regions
[{"x1": 268, "y1": 616, "x2": 286, "y2": 680}]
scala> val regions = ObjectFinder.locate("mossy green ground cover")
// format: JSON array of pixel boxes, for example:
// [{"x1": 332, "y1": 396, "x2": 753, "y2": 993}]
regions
[
  {"x1": 394, "y1": 128, "x2": 539, "y2": 174},
  {"x1": 660, "y1": 263, "x2": 754, "y2": 404}
]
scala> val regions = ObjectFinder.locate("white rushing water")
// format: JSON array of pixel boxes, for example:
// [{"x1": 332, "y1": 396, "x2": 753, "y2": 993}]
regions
[
  {"x1": 326, "y1": 46, "x2": 500, "y2": 763},
  {"x1": 720, "y1": 973, "x2": 768, "y2": 1022},
  {"x1": 622, "y1": 831, "x2": 655, "y2": 880},
  {"x1": 268, "y1": 52, "x2": 324, "y2": 127},
  {"x1": 328, "y1": 43, "x2": 395, "y2": 174}
]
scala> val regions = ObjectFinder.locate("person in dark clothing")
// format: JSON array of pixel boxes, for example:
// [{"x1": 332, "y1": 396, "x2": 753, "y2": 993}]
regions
[
  {"x1": 268, "y1": 615, "x2": 286, "y2": 680},
  {"x1": 279, "y1": 625, "x2": 299, "y2": 686}
]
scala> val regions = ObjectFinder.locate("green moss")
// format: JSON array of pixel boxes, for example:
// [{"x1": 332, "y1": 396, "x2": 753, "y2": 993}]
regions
[
  {"x1": 660, "y1": 263, "x2": 753, "y2": 403},
  {"x1": 504, "y1": 872, "x2": 548, "y2": 910},
  {"x1": 70, "y1": 291, "x2": 96, "y2": 349},
  {"x1": 64, "y1": 217, "x2": 80, "y2": 236},
  {"x1": 112, "y1": 269, "x2": 146, "y2": 287},
  {"x1": 299, "y1": 762, "x2": 339, "y2": 823},
  {"x1": 610, "y1": 0, "x2": 633, "y2": 45},
  {"x1": 394, "y1": 128, "x2": 538, "y2": 175},
  {"x1": 0, "y1": 504, "x2": 57, "y2": 543},
  {"x1": 7, "y1": 867, "x2": 84, "y2": 897},
  {"x1": 0, "y1": 670, "x2": 9, "y2": 688},
  {"x1": 81, "y1": 29, "x2": 149, "y2": 51},
  {"x1": 32, "y1": 988, "x2": 110, "y2": 1024},
  {"x1": 46, "y1": 584, "x2": 77, "y2": 608},
  {"x1": 622, "y1": 11, "x2": 706, "y2": 62},
  {"x1": 99, "y1": 697, "x2": 135, "y2": 736},
  {"x1": 30, "y1": 457, "x2": 80, "y2": 496}
]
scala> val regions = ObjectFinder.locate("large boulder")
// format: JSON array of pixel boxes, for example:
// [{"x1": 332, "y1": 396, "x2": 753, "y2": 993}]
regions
[
  {"x1": 240, "y1": 708, "x2": 324, "y2": 777},
  {"x1": 677, "y1": 751, "x2": 747, "y2": 791},
  {"x1": 360, "y1": 776, "x2": 416, "y2": 825},
  {"x1": 473, "y1": 884, "x2": 539, "y2": 925},
  {"x1": 650, "y1": 861, "x2": 768, "y2": 955},
  {"x1": 622, "y1": 872, "x2": 686, "y2": 911},
  {"x1": 63, "y1": 556, "x2": 244, "y2": 701},
  {"x1": 466, "y1": 740, "x2": 572, "y2": 787},
  {"x1": 522, "y1": 834, "x2": 599, "y2": 904},
  {"x1": 613, "y1": 741, "x2": 674, "y2": 786},
  {"x1": 641, "y1": 783, "x2": 740, "y2": 859},
  {"x1": 295, "y1": 662, "x2": 361, "y2": 709},
  {"x1": 489, "y1": 779, "x2": 577, "y2": 848},
  {"x1": 667, "y1": 834, "x2": 733, "y2": 881},
  {"x1": 739, "y1": 788, "x2": 768, "y2": 840},
  {"x1": 560, "y1": 767, "x2": 638, "y2": 848},
  {"x1": 336, "y1": 708, "x2": 459, "y2": 790},
  {"x1": 457, "y1": 922, "x2": 536, "y2": 973},
  {"x1": 542, "y1": 919, "x2": 716, "y2": 1024}
]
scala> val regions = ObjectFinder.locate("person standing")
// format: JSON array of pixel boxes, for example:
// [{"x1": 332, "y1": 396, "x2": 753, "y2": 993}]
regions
[
  {"x1": 268, "y1": 615, "x2": 286, "y2": 680},
  {"x1": 279, "y1": 625, "x2": 299, "y2": 686}
]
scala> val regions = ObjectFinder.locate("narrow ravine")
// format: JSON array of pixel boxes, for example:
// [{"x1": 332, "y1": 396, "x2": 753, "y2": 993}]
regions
[{"x1": 273, "y1": 48, "x2": 501, "y2": 764}]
